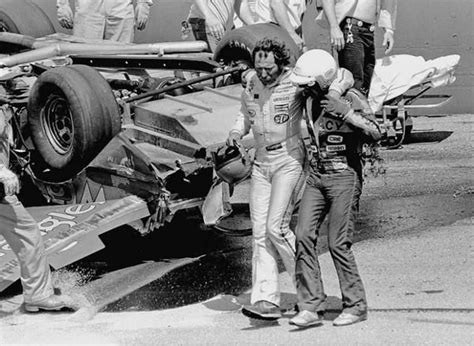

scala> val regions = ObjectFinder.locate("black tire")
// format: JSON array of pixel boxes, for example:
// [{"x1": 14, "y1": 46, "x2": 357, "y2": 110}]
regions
[
  {"x1": 0, "y1": 0, "x2": 55, "y2": 37},
  {"x1": 213, "y1": 23, "x2": 301, "y2": 68},
  {"x1": 28, "y1": 65, "x2": 120, "y2": 179},
  {"x1": 68, "y1": 65, "x2": 121, "y2": 139}
]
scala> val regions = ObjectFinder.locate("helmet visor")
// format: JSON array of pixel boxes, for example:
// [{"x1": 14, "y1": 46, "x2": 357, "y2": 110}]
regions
[{"x1": 289, "y1": 71, "x2": 315, "y2": 86}]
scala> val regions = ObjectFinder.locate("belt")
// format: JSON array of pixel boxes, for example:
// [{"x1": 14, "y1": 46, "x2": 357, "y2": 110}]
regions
[
  {"x1": 263, "y1": 135, "x2": 302, "y2": 152},
  {"x1": 343, "y1": 17, "x2": 375, "y2": 31},
  {"x1": 265, "y1": 142, "x2": 282, "y2": 151}
]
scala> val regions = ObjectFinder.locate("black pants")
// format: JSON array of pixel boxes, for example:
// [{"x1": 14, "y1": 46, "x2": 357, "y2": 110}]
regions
[{"x1": 338, "y1": 21, "x2": 375, "y2": 96}]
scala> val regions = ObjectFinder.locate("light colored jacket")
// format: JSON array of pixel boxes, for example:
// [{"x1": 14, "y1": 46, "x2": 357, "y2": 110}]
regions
[
  {"x1": 316, "y1": 0, "x2": 397, "y2": 30},
  {"x1": 231, "y1": 69, "x2": 305, "y2": 152}
]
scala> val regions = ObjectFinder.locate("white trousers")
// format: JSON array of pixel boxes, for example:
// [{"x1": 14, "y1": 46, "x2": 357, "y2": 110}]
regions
[
  {"x1": 73, "y1": 0, "x2": 135, "y2": 43},
  {"x1": 249, "y1": 149, "x2": 305, "y2": 306},
  {"x1": 0, "y1": 195, "x2": 53, "y2": 303}
]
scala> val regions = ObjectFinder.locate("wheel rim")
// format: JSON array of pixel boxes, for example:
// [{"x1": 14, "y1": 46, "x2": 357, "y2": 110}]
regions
[{"x1": 42, "y1": 93, "x2": 74, "y2": 155}]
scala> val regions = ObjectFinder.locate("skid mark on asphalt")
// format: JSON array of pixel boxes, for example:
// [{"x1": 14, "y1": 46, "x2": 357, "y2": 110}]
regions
[{"x1": 70, "y1": 257, "x2": 203, "y2": 320}]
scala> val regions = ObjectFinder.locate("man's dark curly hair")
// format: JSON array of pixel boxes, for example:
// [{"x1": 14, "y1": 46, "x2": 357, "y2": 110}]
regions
[{"x1": 252, "y1": 37, "x2": 291, "y2": 67}]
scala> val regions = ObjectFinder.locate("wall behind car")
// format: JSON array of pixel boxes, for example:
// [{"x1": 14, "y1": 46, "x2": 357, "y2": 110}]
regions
[{"x1": 303, "y1": 0, "x2": 474, "y2": 114}]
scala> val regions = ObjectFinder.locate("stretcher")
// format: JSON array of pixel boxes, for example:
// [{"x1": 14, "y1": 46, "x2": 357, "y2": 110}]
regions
[{"x1": 368, "y1": 54, "x2": 460, "y2": 149}]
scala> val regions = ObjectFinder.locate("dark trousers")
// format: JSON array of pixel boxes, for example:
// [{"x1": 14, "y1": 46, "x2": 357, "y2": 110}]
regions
[
  {"x1": 295, "y1": 168, "x2": 367, "y2": 315},
  {"x1": 338, "y1": 22, "x2": 375, "y2": 96}
]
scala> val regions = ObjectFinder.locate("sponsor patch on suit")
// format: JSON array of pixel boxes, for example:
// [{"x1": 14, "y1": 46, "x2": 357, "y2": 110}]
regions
[
  {"x1": 274, "y1": 113, "x2": 289, "y2": 124},
  {"x1": 327, "y1": 135, "x2": 343, "y2": 144},
  {"x1": 326, "y1": 144, "x2": 346, "y2": 152}
]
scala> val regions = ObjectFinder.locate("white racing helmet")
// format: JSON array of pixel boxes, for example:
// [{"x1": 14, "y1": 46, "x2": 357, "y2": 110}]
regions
[
  {"x1": 289, "y1": 49, "x2": 337, "y2": 88},
  {"x1": 212, "y1": 144, "x2": 252, "y2": 185}
]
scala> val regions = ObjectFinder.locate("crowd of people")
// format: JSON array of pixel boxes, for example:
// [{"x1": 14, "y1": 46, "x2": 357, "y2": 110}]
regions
[{"x1": 0, "y1": 0, "x2": 396, "y2": 326}]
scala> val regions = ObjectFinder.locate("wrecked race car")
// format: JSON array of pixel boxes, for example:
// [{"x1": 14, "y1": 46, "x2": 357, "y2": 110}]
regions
[
  {"x1": 0, "y1": 14, "x2": 460, "y2": 292},
  {"x1": 0, "y1": 23, "x2": 301, "y2": 291}
]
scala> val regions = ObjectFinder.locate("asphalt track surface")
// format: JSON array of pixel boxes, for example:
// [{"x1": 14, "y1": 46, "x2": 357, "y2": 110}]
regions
[
  {"x1": 0, "y1": 114, "x2": 472, "y2": 344},
  {"x1": 35, "y1": 113, "x2": 474, "y2": 313}
]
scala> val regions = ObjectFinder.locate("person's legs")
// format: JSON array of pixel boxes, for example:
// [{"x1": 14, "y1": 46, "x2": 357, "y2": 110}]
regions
[
  {"x1": 325, "y1": 170, "x2": 367, "y2": 317},
  {"x1": 266, "y1": 157, "x2": 305, "y2": 285},
  {"x1": 248, "y1": 163, "x2": 279, "y2": 306},
  {"x1": 294, "y1": 171, "x2": 328, "y2": 313},
  {"x1": 105, "y1": 16, "x2": 135, "y2": 43},
  {"x1": 362, "y1": 29, "x2": 375, "y2": 94},
  {"x1": 0, "y1": 195, "x2": 53, "y2": 303},
  {"x1": 73, "y1": 12, "x2": 106, "y2": 40},
  {"x1": 338, "y1": 25, "x2": 366, "y2": 94}
]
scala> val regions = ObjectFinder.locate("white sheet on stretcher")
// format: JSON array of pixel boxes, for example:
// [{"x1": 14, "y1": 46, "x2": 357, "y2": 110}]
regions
[{"x1": 368, "y1": 54, "x2": 460, "y2": 112}]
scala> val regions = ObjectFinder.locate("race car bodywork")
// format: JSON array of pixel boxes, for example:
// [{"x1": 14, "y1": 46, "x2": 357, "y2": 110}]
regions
[{"x1": 0, "y1": 196, "x2": 150, "y2": 292}]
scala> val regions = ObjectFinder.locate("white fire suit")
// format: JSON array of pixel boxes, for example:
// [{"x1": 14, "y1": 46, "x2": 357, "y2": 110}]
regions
[
  {"x1": 0, "y1": 107, "x2": 53, "y2": 304},
  {"x1": 230, "y1": 69, "x2": 306, "y2": 306},
  {"x1": 57, "y1": 0, "x2": 153, "y2": 43}
]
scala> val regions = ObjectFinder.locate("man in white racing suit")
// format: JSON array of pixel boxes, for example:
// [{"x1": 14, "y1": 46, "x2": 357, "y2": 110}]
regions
[
  {"x1": 57, "y1": 0, "x2": 153, "y2": 43},
  {"x1": 226, "y1": 37, "x2": 306, "y2": 320}
]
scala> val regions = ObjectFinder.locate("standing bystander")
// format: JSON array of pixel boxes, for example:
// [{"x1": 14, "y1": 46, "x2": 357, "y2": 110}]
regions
[
  {"x1": 186, "y1": 0, "x2": 255, "y2": 53},
  {"x1": 226, "y1": 38, "x2": 306, "y2": 320},
  {"x1": 57, "y1": 0, "x2": 154, "y2": 43},
  {"x1": 317, "y1": 0, "x2": 397, "y2": 95},
  {"x1": 0, "y1": 106, "x2": 73, "y2": 313},
  {"x1": 243, "y1": 0, "x2": 307, "y2": 50}
]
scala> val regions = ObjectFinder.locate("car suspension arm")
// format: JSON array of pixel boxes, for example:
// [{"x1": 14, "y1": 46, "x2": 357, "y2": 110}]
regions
[{"x1": 124, "y1": 65, "x2": 246, "y2": 104}]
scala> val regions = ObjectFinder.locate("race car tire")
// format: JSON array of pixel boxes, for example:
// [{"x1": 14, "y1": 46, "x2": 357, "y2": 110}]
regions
[
  {"x1": 67, "y1": 65, "x2": 121, "y2": 139},
  {"x1": 0, "y1": 0, "x2": 55, "y2": 38},
  {"x1": 28, "y1": 65, "x2": 120, "y2": 179},
  {"x1": 213, "y1": 23, "x2": 301, "y2": 69}
]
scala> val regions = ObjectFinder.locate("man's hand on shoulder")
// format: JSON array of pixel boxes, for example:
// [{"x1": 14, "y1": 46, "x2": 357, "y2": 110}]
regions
[
  {"x1": 0, "y1": 165, "x2": 19, "y2": 196},
  {"x1": 321, "y1": 94, "x2": 351, "y2": 120}
]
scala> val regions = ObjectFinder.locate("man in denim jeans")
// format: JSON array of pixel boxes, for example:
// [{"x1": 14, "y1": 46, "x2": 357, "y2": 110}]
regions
[
  {"x1": 288, "y1": 49, "x2": 382, "y2": 327},
  {"x1": 57, "y1": 0, "x2": 154, "y2": 43},
  {"x1": 317, "y1": 0, "x2": 398, "y2": 95}
]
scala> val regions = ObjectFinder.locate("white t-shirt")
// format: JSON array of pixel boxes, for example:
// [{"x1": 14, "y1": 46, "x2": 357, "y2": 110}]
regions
[{"x1": 253, "y1": 0, "x2": 306, "y2": 29}]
